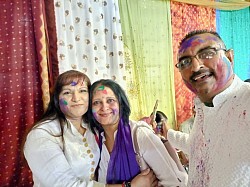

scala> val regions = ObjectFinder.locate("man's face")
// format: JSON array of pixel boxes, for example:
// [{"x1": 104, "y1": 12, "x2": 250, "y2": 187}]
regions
[{"x1": 177, "y1": 33, "x2": 234, "y2": 103}]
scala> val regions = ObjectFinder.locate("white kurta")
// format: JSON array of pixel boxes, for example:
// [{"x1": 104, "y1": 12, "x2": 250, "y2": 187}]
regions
[
  {"x1": 168, "y1": 75, "x2": 250, "y2": 187},
  {"x1": 24, "y1": 119, "x2": 104, "y2": 187},
  {"x1": 98, "y1": 120, "x2": 188, "y2": 187}
]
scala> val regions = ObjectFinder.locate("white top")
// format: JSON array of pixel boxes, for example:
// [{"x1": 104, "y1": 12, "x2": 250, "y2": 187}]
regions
[
  {"x1": 98, "y1": 120, "x2": 188, "y2": 187},
  {"x1": 168, "y1": 75, "x2": 250, "y2": 187},
  {"x1": 24, "y1": 119, "x2": 105, "y2": 187}
]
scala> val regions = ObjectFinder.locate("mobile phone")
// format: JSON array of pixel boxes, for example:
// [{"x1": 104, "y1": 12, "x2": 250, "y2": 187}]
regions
[{"x1": 156, "y1": 121, "x2": 163, "y2": 134}]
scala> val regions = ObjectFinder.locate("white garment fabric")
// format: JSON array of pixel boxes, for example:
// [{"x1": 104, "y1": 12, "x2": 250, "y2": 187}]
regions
[
  {"x1": 54, "y1": 0, "x2": 126, "y2": 88},
  {"x1": 98, "y1": 120, "x2": 188, "y2": 187},
  {"x1": 168, "y1": 75, "x2": 250, "y2": 187},
  {"x1": 24, "y1": 119, "x2": 104, "y2": 187},
  {"x1": 180, "y1": 116, "x2": 194, "y2": 134}
]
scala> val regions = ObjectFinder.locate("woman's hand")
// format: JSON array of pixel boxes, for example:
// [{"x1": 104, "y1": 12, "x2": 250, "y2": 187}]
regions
[
  {"x1": 131, "y1": 169, "x2": 158, "y2": 187},
  {"x1": 161, "y1": 120, "x2": 171, "y2": 139}
]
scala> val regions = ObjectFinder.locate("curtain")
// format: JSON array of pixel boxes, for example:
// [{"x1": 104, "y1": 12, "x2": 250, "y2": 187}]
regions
[
  {"x1": 119, "y1": 0, "x2": 177, "y2": 128},
  {"x1": 216, "y1": 7, "x2": 250, "y2": 81},
  {"x1": 170, "y1": 1, "x2": 216, "y2": 128},
  {"x1": 0, "y1": 0, "x2": 47, "y2": 186},
  {"x1": 53, "y1": 0, "x2": 126, "y2": 88}
]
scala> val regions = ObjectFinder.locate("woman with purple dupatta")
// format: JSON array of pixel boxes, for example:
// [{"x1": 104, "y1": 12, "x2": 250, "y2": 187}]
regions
[{"x1": 88, "y1": 79, "x2": 188, "y2": 187}]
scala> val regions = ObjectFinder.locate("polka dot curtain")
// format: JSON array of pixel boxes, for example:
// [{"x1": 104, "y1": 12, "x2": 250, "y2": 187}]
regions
[
  {"x1": 53, "y1": 0, "x2": 127, "y2": 89},
  {"x1": 0, "y1": 0, "x2": 45, "y2": 186}
]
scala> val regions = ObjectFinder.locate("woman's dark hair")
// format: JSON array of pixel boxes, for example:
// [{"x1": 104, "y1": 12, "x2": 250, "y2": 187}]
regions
[
  {"x1": 88, "y1": 79, "x2": 131, "y2": 133},
  {"x1": 244, "y1": 78, "x2": 250, "y2": 83},
  {"x1": 155, "y1": 111, "x2": 168, "y2": 123}
]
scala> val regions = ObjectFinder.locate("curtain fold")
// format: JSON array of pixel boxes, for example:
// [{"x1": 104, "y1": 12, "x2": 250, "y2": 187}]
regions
[{"x1": 119, "y1": 0, "x2": 177, "y2": 128}]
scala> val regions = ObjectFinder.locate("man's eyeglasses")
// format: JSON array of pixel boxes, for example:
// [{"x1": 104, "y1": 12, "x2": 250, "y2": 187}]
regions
[{"x1": 175, "y1": 47, "x2": 227, "y2": 70}]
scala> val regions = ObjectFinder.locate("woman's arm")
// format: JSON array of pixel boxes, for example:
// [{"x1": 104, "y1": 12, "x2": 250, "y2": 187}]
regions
[
  {"x1": 167, "y1": 129, "x2": 190, "y2": 155},
  {"x1": 137, "y1": 126, "x2": 188, "y2": 187}
]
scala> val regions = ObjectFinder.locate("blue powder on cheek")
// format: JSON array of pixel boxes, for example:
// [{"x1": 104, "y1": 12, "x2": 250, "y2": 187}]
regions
[{"x1": 223, "y1": 56, "x2": 232, "y2": 80}]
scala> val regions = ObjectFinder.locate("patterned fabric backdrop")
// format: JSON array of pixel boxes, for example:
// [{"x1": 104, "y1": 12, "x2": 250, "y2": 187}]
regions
[
  {"x1": 53, "y1": 0, "x2": 126, "y2": 88},
  {"x1": 170, "y1": 1, "x2": 216, "y2": 128},
  {"x1": 118, "y1": 0, "x2": 177, "y2": 127}
]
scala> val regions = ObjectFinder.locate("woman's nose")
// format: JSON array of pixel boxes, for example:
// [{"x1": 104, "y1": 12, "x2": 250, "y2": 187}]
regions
[{"x1": 72, "y1": 92, "x2": 80, "y2": 102}]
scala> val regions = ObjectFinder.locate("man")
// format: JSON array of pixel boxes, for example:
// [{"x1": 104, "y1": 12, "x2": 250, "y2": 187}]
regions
[{"x1": 166, "y1": 30, "x2": 250, "y2": 186}]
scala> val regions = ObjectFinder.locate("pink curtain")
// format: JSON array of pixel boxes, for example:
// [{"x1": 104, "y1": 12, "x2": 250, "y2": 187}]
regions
[{"x1": 0, "y1": 0, "x2": 50, "y2": 186}]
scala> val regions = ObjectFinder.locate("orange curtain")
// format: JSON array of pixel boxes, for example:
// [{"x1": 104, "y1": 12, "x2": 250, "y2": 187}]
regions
[{"x1": 170, "y1": 1, "x2": 216, "y2": 128}]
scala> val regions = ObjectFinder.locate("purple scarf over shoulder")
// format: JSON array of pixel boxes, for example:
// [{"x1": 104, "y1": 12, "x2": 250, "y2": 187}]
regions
[{"x1": 106, "y1": 119, "x2": 140, "y2": 184}]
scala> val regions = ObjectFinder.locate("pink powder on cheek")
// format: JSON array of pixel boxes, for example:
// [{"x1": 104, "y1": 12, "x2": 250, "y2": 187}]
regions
[
  {"x1": 183, "y1": 79, "x2": 197, "y2": 94},
  {"x1": 214, "y1": 56, "x2": 232, "y2": 90},
  {"x1": 113, "y1": 109, "x2": 119, "y2": 115}
]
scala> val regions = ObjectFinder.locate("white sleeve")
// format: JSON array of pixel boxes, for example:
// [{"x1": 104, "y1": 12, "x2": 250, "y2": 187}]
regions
[
  {"x1": 24, "y1": 128, "x2": 105, "y2": 187},
  {"x1": 137, "y1": 127, "x2": 188, "y2": 187},
  {"x1": 167, "y1": 129, "x2": 190, "y2": 155}
]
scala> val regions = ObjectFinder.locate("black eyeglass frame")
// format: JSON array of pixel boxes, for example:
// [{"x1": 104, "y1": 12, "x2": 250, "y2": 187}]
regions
[{"x1": 175, "y1": 47, "x2": 227, "y2": 70}]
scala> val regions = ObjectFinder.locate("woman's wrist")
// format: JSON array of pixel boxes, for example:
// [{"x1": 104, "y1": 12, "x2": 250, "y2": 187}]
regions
[
  {"x1": 122, "y1": 181, "x2": 131, "y2": 187},
  {"x1": 160, "y1": 136, "x2": 168, "y2": 144}
]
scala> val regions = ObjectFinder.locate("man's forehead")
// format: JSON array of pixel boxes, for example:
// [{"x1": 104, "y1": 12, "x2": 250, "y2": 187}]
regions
[{"x1": 178, "y1": 33, "x2": 221, "y2": 54}]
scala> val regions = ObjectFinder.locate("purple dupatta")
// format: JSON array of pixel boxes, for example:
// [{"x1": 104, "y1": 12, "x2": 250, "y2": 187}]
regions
[{"x1": 106, "y1": 119, "x2": 140, "y2": 184}]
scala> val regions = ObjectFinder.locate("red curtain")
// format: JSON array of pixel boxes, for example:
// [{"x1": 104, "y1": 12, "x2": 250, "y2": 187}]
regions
[
  {"x1": 170, "y1": 2, "x2": 216, "y2": 128},
  {"x1": 0, "y1": 0, "x2": 49, "y2": 186}
]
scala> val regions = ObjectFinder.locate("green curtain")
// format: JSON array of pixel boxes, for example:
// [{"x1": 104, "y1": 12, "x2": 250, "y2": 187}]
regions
[
  {"x1": 216, "y1": 7, "x2": 250, "y2": 80},
  {"x1": 118, "y1": 0, "x2": 177, "y2": 128}
]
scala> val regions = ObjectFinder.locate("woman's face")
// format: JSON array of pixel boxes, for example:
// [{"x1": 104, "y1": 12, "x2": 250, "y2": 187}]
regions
[
  {"x1": 59, "y1": 79, "x2": 89, "y2": 121},
  {"x1": 91, "y1": 85, "x2": 120, "y2": 127}
]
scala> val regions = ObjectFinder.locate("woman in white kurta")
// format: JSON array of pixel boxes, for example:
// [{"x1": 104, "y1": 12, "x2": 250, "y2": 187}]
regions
[
  {"x1": 24, "y1": 70, "x2": 103, "y2": 187},
  {"x1": 89, "y1": 79, "x2": 188, "y2": 187}
]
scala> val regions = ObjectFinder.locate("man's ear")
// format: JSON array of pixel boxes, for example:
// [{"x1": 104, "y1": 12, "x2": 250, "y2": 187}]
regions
[{"x1": 226, "y1": 49, "x2": 234, "y2": 66}]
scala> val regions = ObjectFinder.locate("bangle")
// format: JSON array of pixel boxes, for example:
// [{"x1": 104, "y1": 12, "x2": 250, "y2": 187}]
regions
[
  {"x1": 122, "y1": 181, "x2": 131, "y2": 187},
  {"x1": 161, "y1": 137, "x2": 168, "y2": 143}
]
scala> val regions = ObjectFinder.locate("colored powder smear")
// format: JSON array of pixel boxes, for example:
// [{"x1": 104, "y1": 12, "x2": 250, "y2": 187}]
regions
[
  {"x1": 59, "y1": 98, "x2": 68, "y2": 105},
  {"x1": 97, "y1": 85, "x2": 107, "y2": 94},
  {"x1": 71, "y1": 81, "x2": 77, "y2": 86},
  {"x1": 97, "y1": 85, "x2": 105, "y2": 90}
]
